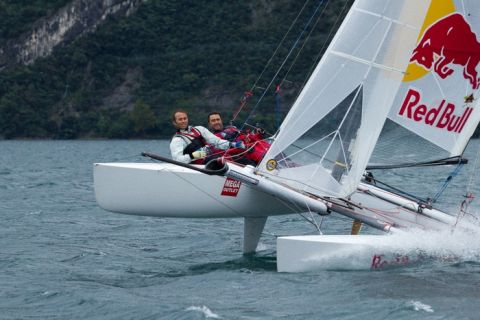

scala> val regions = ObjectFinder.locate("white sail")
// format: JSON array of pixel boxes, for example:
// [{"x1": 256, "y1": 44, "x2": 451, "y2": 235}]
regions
[
  {"x1": 258, "y1": 0, "x2": 431, "y2": 198},
  {"x1": 387, "y1": 0, "x2": 480, "y2": 156}
]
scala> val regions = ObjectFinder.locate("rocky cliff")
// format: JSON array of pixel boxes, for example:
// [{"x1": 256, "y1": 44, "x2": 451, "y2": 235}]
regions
[{"x1": 0, "y1": 0, "x2": 144, "y2": 71}]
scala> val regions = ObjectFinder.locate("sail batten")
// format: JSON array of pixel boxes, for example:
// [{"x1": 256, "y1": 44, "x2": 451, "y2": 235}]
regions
[
  {"x1": 353, "y1": 8, "x2": 418, "y2": 30},
  {"x1": 330, "y1": 50, "x2": 406, "y2": 74}
]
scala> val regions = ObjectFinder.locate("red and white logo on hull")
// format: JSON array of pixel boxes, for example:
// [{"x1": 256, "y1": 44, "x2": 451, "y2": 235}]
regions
[
  {"x1": 221, "y1": 178, "x2": 241, "y2": 197},
  {"x1": 398, "y1": 88, "x2": 473, "y2": 133}
]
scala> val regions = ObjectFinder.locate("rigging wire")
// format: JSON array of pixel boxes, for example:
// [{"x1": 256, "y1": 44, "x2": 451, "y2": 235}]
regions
[
  {"x1": 454, "y1": 145, "x2": 480, "y2": 227},
  {"x1": 299, "y1": 193, "x2": 323, "y2": 233},
  {"x1": 299, "y1": 212, "x2": 324, "y2": 233},
  {"x1": 239, "y1": 0, "x2": 329, "y2": 130},
  {"x1": 431, "y1": 161, "x2": 464, "y2": 203},
  {"x1": 270, "y1": 0, "x2": 331, "y2": 131},
  {"x1": 226, "y1": 0, "x2": 342, "y2": 161},
  {"x1": 231, "y1": 0, "x2": 312, "y2": 123},
  {"x1": 166, "y1": 168, "x2": 246, "y2": 217},
  {"x1": 298, "y1": 0, "x2": 351, "y2": 92},
  {"x1": 250, "y1": 0, "x2": 312, "y2": 93},
  {"x1": 278, "y1": 0, "x2": 330, "y2": 87},
  {"x1": 465, "y1": 147, "x2": 480, "y2": 196}
]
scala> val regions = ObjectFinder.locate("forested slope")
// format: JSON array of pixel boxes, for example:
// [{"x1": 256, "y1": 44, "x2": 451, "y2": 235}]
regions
[{"x1": 0, "y1": 0, "x2": 356, "y2": 139}]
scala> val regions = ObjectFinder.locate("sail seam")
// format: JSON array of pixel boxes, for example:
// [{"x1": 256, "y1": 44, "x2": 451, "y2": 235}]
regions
[
  {"x1": 330, "y1": 50, "x2": 405, "y2": 74},
  {"x1": 353, "y1": 7, "x2": 417, "y2": 30}
]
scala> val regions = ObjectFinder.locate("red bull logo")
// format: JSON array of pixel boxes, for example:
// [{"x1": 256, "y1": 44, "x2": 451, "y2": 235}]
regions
[
  {"x1": 410, "y1": 13, "x2": 480, "y2": 89},
  {"x1": 399, "y1": 88, "x2": 473, "y2": 133}
]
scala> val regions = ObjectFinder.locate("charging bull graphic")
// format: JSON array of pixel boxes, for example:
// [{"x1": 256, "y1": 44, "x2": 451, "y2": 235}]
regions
[{"x1": 410, "y1": 13, "x2": 480, "y2": 89}]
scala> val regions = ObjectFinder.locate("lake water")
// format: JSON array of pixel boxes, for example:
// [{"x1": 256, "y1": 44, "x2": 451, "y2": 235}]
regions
[{"x1": 1, "y1": 140, "x2": 480, "y2": 319}]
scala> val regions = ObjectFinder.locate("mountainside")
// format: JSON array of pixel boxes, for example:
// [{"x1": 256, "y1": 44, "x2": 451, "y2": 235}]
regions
[
  {"x1": 0, "y1": 0, "x2": 351, "y2": 138},
  {"x1": 0, "y1": 0, "x2": 144, "y2": 70}
]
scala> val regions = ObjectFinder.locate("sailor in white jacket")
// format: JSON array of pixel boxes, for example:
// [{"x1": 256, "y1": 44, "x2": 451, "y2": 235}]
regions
[{"x1": 170, "y1": 110, "x2": 244, "y2": 164}]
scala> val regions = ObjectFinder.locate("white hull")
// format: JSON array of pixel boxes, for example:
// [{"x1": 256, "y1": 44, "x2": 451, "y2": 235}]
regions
[
  {"x1": 94, "y1": 162, "x2": 454, "y2": 230},
  {"x1": 277, "y1": 235, "x2": 416, "y2": 272},
  {"x1": 94, "y1": 162, "x2": 296, "y2": 218}
]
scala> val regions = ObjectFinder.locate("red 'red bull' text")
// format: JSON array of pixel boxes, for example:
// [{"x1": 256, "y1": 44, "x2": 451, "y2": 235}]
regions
[{"x1": 398, "y1": 88, "x2": 473, "y2": 133}]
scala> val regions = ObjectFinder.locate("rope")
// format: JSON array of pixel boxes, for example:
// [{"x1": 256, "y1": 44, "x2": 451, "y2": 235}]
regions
[
  {"x1": 231, "y1": 91, "x2": 253, "y2": 123},
  {"x1": 299, "y1": 212, "x2": 324, "y2": 233},
  {"x1": 165, "y1": 168, "x2": 246, "y2": 217},
  {"x1": 432, "y1": 161, "x2": 464, "y2": 203}
]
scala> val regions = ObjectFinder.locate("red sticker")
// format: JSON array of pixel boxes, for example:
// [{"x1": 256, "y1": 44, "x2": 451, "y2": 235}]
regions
[{"x1": 221, "y1": 178, "x2": 241, "y2": 197}]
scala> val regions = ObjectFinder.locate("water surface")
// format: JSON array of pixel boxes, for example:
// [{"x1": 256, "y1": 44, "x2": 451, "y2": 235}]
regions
[{"x1": 1, "y1": 140, "x2": 479, "y2": 319}]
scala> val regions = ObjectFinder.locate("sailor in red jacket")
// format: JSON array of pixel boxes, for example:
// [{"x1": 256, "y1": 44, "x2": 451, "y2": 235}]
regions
[
  {"x1": 170, "y1": 110, "x2": 244, "y2": 164},
  {"x1": 207, "y1": 112, "x2": 270, "y2": 165}
]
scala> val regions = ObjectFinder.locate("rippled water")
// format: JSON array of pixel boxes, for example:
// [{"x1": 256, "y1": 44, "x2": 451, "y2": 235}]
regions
[{"x1": 1, "y1": 140, "x2": 480, "y2": 319}]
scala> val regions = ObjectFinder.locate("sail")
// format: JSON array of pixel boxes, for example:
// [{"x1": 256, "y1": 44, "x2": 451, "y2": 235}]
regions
[
  {"x1": 258, "y1": 0, "x2": 431, "y2": 198},
  {"x1": 387, "y1": 0, "x2": 480, "y2": 156}
]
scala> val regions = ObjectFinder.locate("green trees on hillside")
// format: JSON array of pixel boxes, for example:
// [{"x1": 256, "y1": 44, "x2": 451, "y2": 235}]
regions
[
  {"x1": 0, "y1": 0, "x2": 71, "y2": 41},
  {"x1": 0, "y1": 0, "x2": 351, "y2": 139},
  {"x1": 132, "y1": 101, "x2": 156, "y2": 135}
]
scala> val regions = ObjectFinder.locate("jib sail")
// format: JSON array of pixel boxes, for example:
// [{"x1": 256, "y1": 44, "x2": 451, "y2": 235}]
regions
[{"x1": 258, "y1": 0, "x2": 431, "y2": 198}]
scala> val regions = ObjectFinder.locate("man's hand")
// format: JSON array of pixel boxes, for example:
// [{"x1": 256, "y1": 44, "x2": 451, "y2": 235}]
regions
[
  {"x1": 191, "y1": 150, "x2": 207, "y2": 159},
  {"x1": 255, "y1": 127, "x2": 265, "y2": 135},
  {"x1": 220, "y1": 131, "x2": 239, "y2": 141},
  {"x1": 230, "y1": 141, "x2": 245, "y2": 149}
]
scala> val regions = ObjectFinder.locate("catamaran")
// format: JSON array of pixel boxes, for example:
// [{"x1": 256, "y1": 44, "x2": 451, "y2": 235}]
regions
[{"x1": 94, "y1": 0, "x2": 480, "y2": 272}]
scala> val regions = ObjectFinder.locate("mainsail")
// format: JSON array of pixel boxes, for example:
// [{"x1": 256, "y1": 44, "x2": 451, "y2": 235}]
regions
[
  {"x1": 387, "y1": 0, "x2": 480, "y2": 157},
  {"x1": 258, "y1": 0, "x2": 431, "y2": 198}
]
